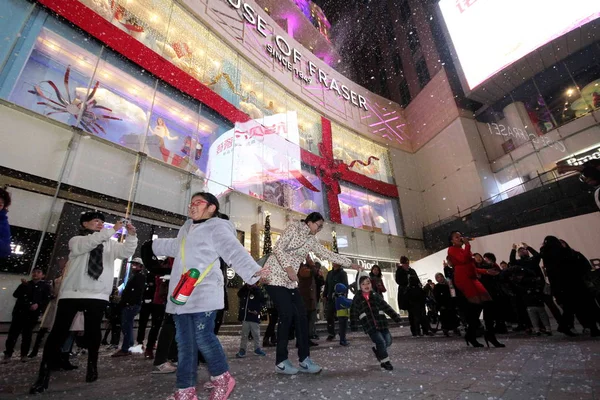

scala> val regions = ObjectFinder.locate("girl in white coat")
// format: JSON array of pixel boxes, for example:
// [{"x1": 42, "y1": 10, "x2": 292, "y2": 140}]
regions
[{"x1": 153, "y1": 192, "x2": 268, "y2": 400}]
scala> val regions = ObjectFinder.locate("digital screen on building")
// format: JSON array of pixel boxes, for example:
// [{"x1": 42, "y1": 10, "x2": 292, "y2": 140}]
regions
[{"x1": 439, "y1": 0, "x2": 600, "y2": 90}]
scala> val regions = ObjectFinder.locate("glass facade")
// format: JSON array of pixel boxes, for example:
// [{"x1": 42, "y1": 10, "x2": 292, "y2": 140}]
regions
[{"x1": 0, "y1": 0, "x2": 402, "y2": 237}]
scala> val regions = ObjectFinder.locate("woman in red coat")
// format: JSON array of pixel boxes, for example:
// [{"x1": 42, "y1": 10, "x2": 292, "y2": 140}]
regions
[{"x1": 447, "y1": 231, "x2": 505, "y2": 348}]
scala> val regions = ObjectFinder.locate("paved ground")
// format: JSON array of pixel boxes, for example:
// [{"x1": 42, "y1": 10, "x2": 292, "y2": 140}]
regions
[{"x1": 0, "y1": 327, "x2": 598, "y2": 400}]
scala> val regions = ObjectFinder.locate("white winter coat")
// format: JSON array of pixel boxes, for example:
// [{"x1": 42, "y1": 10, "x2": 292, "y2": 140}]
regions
[
  {"x1": 152, "y1": 218, "x2": 261, "y2": 315},
  {"x1": 60, "y1": 228, "x2": 138, "y2": 301}
]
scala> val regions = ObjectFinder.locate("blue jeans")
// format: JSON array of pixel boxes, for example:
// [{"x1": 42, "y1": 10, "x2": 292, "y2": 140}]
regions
[
  {"x1": 174, "y1": 312, "x2": 228, "y2": 389},
  {"x1": 369, "y1": 329, "x2": 392, "y2": 362},
  {"x1": 121, "y1": 305, "x2": 141, "y2": 352}
]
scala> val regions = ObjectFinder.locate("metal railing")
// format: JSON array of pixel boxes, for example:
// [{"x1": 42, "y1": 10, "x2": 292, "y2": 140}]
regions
[{"x1": 424, "y1": 169, "x2": 571, "y2": 231}]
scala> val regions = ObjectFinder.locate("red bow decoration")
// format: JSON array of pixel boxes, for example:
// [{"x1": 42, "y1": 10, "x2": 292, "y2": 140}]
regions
[{"x1": 312, "y1": 142, "x2": 379, "y2": 195}]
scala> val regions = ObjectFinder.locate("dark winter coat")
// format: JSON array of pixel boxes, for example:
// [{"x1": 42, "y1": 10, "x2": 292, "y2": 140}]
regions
[
  {"x1": 404, "y1": 284, "x2": 426, "y2": 312},
  {"x1": 120, "y1": 271, "x2": 146, "y2": 307},
  {"x1": 395, "y1": 265, "x2": 419, "y2": 310},
  {"x1": 433, "y1": 282, "x2": 453, "y2": 310},
  {"x1": 369, "y1": 273, "x2": 387, "y2": 294},
  {"x1": 542, "y1": 247, "x2": 591, "y2": 304},
  {"x1": 13, "y1": 280, "x2": 51, "y2": 317},
  {"x1": 0, "y1": 209, "x2": 11, "y2": 258},
  {"x1": 324, "y1": 268, "x2": 348, "y2": 301},
  {"x1": 509, "y1": 247, "x2": 543, "y2": 278},
  {"x1": 519, "y1": 268, "x2": 546, "y2": 308},
  {"x1": 298, "y1": 264, "x2": 318, "y2": 311},
  {"x1": 350, "y1": 291, "x2": 401, "y2": 335},
  {"x1": 478, "y1": 262, "x2": 503, "y2": 299},
  {"x1": 237, "y1": 285, "x2": 264, "y2": 323}
]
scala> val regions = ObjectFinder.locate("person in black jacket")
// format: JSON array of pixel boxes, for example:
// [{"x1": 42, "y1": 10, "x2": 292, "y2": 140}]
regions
[
  {"x1": 541, "y1": 236, "x2": 600, "y2": 337},
  {"x1": 434, "y1": 273, "x2": 460, "y2": 336},
  {"x1": 395, "y1": 256, "x2": 419, "y2": 311},
  {"x1": 323, "y1": 263, "x2": 348, "y2": 341},
  {"x1": 3, "y1": 267, "x2": 51, "y2": 362},
  {"x1": 404, "y1": 276, "x2": 432, "y2": 336},
  {"x1": 510, "y1": 244, "x2": 543, "y2": 277},
  {"x1": 137, "y1": 254, "x2": 172, "y2": 359},
  {"x1": 112, "y1": 258, "x2": 146, "y2": 357},
  {"x1": 236, "y1": 283, "x2": 265, "y2": 358},
  {"x1": 136, "y1": 266, "x2": 158, "y2": 348},
  {"x1": 508, "y1": 243, "x2": 542, "y2": 332}
]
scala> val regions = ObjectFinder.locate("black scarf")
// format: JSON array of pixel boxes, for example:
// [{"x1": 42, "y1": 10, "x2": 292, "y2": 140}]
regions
[{"x1": 81, "y1": 229, "x2": 104, "y2": 280}]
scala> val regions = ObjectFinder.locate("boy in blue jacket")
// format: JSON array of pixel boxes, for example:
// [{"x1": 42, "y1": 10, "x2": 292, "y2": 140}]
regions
[
  {"x1": 236, "y1": 283, "x2": 266, "y2": 358},
  {"x1": 334, "y1": 283, "x2": 353, "y2": 346}
]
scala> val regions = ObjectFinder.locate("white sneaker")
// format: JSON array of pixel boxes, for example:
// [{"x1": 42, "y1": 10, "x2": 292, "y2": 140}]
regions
[
  {"x1": 275, "y1": 359, "x2": 298, "y2": 375},
  {"x1": 298, "y1": 357, "x2": 322, "y2": 374}
]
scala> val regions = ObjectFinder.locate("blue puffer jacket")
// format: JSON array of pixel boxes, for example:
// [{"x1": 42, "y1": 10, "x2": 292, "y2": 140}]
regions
[{"x1": 0, "y1": 209, "x2": 11, "y2": 258}]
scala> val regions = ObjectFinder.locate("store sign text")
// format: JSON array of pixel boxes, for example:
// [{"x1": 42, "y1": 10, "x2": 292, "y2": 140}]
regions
[
  {"x1": 486, "y1": 123, "x2": 566, "y2": 152},
  {"x1": 556, "y1": 147, "x2": 600, "y2": 168},
  {"x1": 223, "y1": 0, "x2": 368, "y2": 111}
]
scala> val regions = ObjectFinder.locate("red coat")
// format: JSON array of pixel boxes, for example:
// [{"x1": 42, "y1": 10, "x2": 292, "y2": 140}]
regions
[{"x1": 447, "y1": 243, "x2": 491, "y2": 303}]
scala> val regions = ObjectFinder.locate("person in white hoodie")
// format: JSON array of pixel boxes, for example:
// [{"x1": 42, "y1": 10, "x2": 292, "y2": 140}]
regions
[
  {"x1": 30, "y1": 211, "x2": 138, "y2": 394},
  {"x1": 152, "y1": 192, "x2": 268, "y2": 400}
]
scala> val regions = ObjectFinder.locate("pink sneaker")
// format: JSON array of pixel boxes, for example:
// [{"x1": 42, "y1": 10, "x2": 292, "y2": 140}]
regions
[
  {"x1": 209, "y1": 371, "x2": 235, "y2": 400},
  {"x1": 166, "y1": 387, "x2": 198, "y2": 400}
]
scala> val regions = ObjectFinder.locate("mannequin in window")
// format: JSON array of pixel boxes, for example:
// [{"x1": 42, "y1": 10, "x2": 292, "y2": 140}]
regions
[{"x1": 151, "y1": 117, "x2": 179, "y2": 147}]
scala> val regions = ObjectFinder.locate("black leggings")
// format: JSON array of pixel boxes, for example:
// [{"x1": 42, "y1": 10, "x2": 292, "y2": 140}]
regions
[
  {"x1": 466, "y1": 301, "x2": 497, "y2": 336},
  {"x1": 153, "y1": 313, "x2": 178, "y2": 366},
  {"x1": 40, "y1": 299, "x2": 106, "y2": 370}
]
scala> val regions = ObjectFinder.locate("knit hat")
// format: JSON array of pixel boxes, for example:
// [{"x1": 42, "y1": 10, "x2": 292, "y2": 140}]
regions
[{"x1": 80, "y1": 210, "x2": 105, "y2": 227}]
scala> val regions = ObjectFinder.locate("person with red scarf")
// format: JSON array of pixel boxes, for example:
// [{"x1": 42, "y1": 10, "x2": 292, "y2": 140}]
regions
[{"x1": 447, "y1": 231, "x2": 505, "y2": 348}]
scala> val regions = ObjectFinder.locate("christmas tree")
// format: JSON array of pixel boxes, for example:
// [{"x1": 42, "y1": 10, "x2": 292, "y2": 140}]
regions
[
  {"x1": 332, "y1": 230, "x2": 339, "y2": 254},
  {"x1": 263, "y1": 212, "x2": 272, "y2": 256}
]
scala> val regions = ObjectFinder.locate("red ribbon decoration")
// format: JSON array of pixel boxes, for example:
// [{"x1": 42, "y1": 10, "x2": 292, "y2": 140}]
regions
[
  {"x1": 38, "y1": 0, "x2": 399, "y2": 225},
  {"x1": 299, "y1": 119, "x2": 398, "y2": 223}
]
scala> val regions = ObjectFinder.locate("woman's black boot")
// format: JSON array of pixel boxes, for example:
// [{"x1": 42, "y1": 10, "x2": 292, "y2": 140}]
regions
[
  {"x1": 465, "y1": 325, "x2": 484, "y2": 347},
  {"x1": 60, "y1": 352, "x2": 78, "y2": 371},
  {"x1": 85, "y1": 361, "x2": 98, "y2": 383},
  {"x1": 483, "y1": 331, "x2": 505, "y2": 348},
  {"x1": 29, "y1": 362, "x2": 51, "y2": 394}
]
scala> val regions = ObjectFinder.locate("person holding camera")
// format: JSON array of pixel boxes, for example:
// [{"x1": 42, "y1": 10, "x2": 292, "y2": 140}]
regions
[
  {"x1": 447, "y1": 231, "x2": 505, "y2": 348},
  {"x1": 30, "y1": 211, "x2": 138, "y2": 393}
]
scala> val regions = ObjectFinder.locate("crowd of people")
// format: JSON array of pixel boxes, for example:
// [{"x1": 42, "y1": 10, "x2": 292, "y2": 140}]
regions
[{"x1": 1, "y1": 188, "x2": 599, "y2": 400}]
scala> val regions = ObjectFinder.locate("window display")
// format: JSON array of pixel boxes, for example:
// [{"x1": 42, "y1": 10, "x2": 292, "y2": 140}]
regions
[
  {"x1": 331, "y1": 122, "x2": 394, "y2": 183},
  {"x1": 1, "y1": 22, "x2": 232, "y2": 181},
  {"x1": 338, "y1": 182, "x2": 401, "y2": 236},
  {"x1": 0, "y1": 2, "x2": 402, "y2": 237}
]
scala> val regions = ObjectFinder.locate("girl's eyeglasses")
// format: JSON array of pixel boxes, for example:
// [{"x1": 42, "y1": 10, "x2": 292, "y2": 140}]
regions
[{"x1": 188, "y1": 199, "x2": 208, "y2": 208}]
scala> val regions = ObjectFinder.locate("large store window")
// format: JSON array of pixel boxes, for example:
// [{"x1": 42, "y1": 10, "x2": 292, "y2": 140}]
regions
[
  {"x1": 475, "y1": 42, "x2": 600, "y2": 193},
  {"x1": 0, "y1": 17, "x2": 234, "y2": 184},
  {"x1": 331, "y1": 122, "x2": 394, "y2": 184},
  {"x1": 477, "y1": 43, "x2": 600, "y2": 141},
  {"x1": 338, "y1": 182, "x2": 402, "y2": 236}
]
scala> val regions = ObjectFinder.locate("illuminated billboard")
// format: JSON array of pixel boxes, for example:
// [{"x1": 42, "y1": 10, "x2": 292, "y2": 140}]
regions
[
  {"x1": 207, "y1": 112, "x2": 303, "y2": 199},
  {"x1": 439, "y1": 0, "x2": 600, "y2": 90}
]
